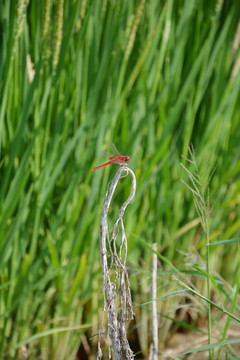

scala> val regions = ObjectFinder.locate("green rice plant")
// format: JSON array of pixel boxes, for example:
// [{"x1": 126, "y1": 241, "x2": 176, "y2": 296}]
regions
[
  {"x1": 176, "y1": 145, "x2": 240, "y2": 359},
  {"x1": 136, "y1": 237, "x2": 240, "y2": 359},
  {"x1": 0, "y1": 0, "x2": 240, "y2": 358},
  {"x1": 180, "y1": 145, "x2": 213, "y2": 358}
]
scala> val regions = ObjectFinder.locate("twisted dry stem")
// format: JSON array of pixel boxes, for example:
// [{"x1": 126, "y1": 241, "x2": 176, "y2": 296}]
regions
[{"x1": 98, "y1": 166, "x2": 136, "y2": 360}]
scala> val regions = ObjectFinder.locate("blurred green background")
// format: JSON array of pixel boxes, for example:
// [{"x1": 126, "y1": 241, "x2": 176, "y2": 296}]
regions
[{"x1": 1, "y1": 0, "x2": 240, "y2": 359}]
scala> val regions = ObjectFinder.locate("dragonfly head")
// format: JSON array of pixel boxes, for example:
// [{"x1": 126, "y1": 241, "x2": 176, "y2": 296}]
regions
[{"x1": 125, "y1": 156, "x2": 130, "y2": 162}]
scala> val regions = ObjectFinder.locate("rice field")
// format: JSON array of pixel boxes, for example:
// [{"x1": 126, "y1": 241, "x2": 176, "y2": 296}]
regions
[{"x1": 1, "y1": 0, "x2": 240, "y2": 359}]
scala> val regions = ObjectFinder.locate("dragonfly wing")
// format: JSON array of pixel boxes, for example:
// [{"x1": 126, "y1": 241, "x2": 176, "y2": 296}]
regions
[
  {"x1": 102, "y1": 150, "x2": 113, "y2": 159},
  {"x1": 109, "y1": 141, "x2": 120, "y2": 156}
]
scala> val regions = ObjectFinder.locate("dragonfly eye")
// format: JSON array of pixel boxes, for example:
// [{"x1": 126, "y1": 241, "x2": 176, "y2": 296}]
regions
[{"x1": 125, "y1": 156, "x2": 130, "y2": 162}]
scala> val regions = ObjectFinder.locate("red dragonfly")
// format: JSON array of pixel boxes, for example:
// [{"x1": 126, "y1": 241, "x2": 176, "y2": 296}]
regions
[{"x1": 92, "y1": 143, "x2": 130, "y2": 170}]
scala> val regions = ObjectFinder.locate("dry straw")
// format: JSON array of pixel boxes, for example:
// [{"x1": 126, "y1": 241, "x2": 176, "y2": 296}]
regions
[{"x1": 97, "y1": 166, "x2": 136, "y2": 360}]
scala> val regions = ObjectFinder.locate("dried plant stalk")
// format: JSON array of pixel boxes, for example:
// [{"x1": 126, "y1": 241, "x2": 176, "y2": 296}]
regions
[
  {"x1": 98, "y1": 166, "x2": 136, "y2": 360},
  {"x1": 151, "y1": 243, "x2": 158, "y2": 360}
]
